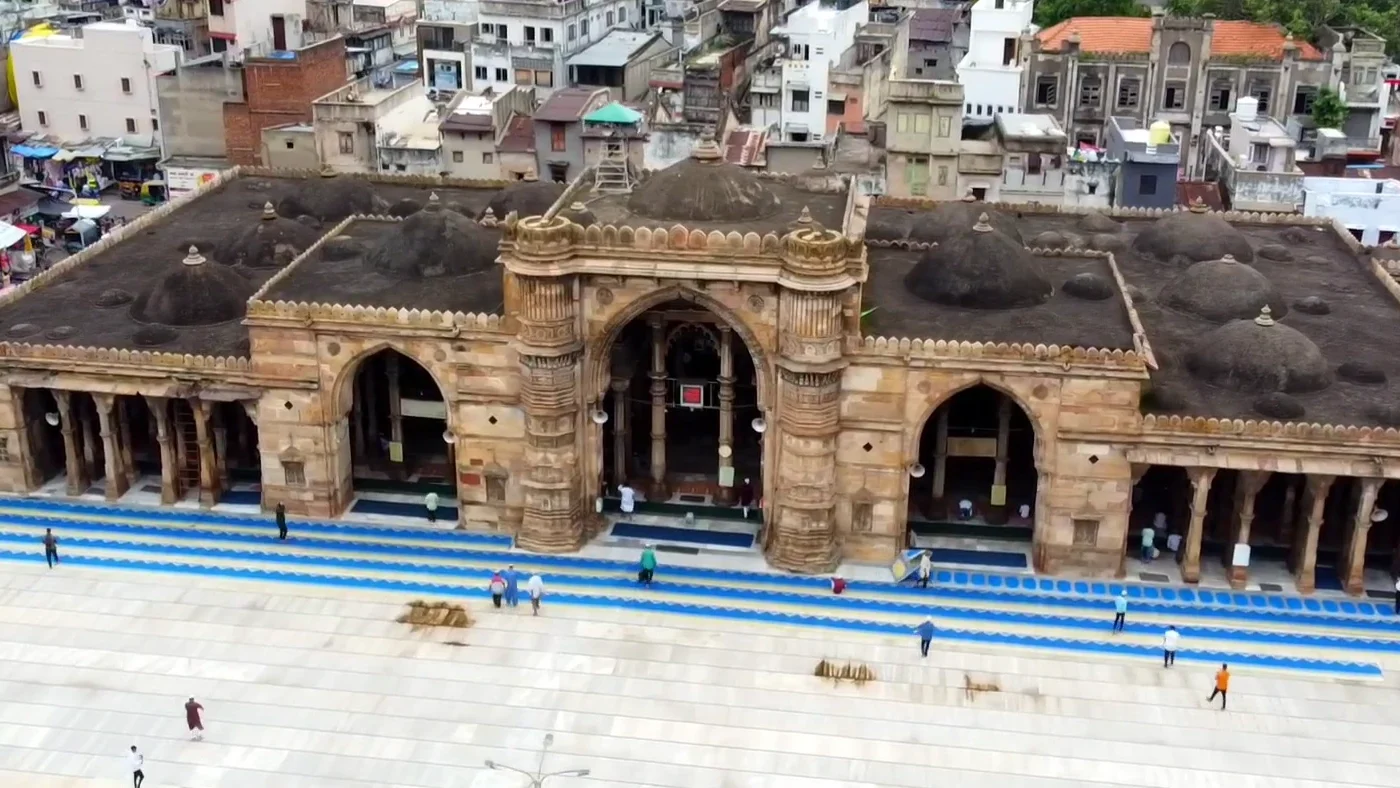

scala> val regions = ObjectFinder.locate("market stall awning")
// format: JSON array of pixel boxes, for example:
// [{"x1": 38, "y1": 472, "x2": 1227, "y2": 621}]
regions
[
  {"x1": 61, "y1": 203, "x2": 110, "y2": 220},
  {"x1": 103, "y1": 145, "x2": 161, "y2": 162},
  {"x1": 0, "y1": 221, "x2": 28, "y2": 248},
  {"x1": 54, "y1": 142, "x2": 111, "y2": 161},
  {"x1": 11, "y1": 143, "x2": 59, "y2": 159}
]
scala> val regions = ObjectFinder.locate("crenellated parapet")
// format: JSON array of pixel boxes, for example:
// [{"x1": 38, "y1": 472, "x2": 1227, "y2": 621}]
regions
[
  {"x1": 245, "y1": 300, "x2": 506, "y2": 333},
  {"x1": 0, "y1": 342, "x2": 252, "y2": 372},
  {"x1": 237, "y1": 166, "x2": 511, "y2": 190},
  {"x1": 871, "y1": 196, "x2": 1335, "y2": 227},
  {"x1": 1142, "y1": 413, "x2": 1400, "y2": 447},
  {"x1": 854, "y1": 336, "x2": 1146, "y2": 372}
]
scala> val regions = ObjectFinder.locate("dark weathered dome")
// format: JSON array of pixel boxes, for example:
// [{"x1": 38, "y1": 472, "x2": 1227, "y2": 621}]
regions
[
  {"x1": 388, "y1": 198, "x2": 423, "y2": 217},
  {"x1": 1077, "y1": 211, "x2": 1121, "y2": 233},
  {"x1": 1254, "y1": 392, "x2": 1305, "y2": 419},
  {"x1": 908, "y1": 198, "x2": 1021, "y2": 245},
  {"x1": 558, "y1": 201, "x2": 598, "y2": 226},
  {"x1": 366, "y1": 193, "x2": 498, "y2": 278},
  {"x1": 1257, "y1": 244, "x2": 1292, "y2": 261},
  {"x1": 1133, "y1": 203, "x2": 1255, "y2": 263},
  {"x1": 1186, "y1": 307, "x2": 1331, "y2": 393},
  {"x1": 276, "y1": 172, "x2": 384, "y2": 221},
  {"x1": 626, "y1": 139, "x2": 781, "y2": 222},
  {"x1": 1030, "y1": 230, "x2": 1080, "y2": 250},
  {"x1": 866, "y1": 210, "x2": 911, "y2": 241},
  {"x1": 903, "y1": 213, "x2": 1052, "y2": 309},
  {"x1": 1293, "y1": 296, "x2": 1330, "y2": 315},
  {"x1": 483, "y1": 178, "x2": 565, "y2": 220},
  {"x1": 130, "y1": 246, "x2": 255, "y2": 326},
  {"x1": 215, "y1": 202, "x2": 321, "y2": 269},
  {"x1": 1063, "y1": 272, "x2": 1114, "y2": 300},
  {"x1": 1158, "y1": 255, "x2": 1286, "y2": 322},
  {"x1": 1337, "y1": 361, "x2": 1387, "y2": 385}
]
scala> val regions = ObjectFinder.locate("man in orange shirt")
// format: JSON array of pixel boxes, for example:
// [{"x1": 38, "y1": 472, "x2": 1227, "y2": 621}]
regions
[{"x1": 1207, "y1": 663, "x2": 1230, "y2": 710}]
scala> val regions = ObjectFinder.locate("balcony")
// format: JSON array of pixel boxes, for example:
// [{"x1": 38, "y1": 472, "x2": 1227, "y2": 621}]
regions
[
  {"x1": 1002, "y1": 167, "x2": 1066, "y2": 193},
  {"x1": 480, "y1": 0, "x2": 584, "y2": 19},
  {"x1": 1347, "y1": 135, "x2": 1383, "y2": 152}
]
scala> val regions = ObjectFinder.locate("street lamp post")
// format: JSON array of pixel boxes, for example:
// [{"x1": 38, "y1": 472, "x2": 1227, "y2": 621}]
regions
[{"x1": 484, "y1": 734, "x2": 590, "y2": 787}]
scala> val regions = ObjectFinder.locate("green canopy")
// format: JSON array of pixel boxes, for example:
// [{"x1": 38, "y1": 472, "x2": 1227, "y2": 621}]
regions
[{"x1": 584, "y1": 102, "x2": 642, "y2": 125}]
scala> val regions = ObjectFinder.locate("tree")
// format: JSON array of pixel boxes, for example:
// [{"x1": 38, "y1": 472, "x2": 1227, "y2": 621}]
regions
[
  {"x1": 1033, "y1": 0, "x2": 1149, "y2": 29},
  {"x1": 1310, "y1": 87, "x2": 1348, "y2": 131},
  {"x1": 1163, "y1": 0, "x2": 1400, "y2": 58}
]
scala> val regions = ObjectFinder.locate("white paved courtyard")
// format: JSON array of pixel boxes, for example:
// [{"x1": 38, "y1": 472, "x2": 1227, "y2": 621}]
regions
[{"x1": 0, "y1": 562, "x2": 1398, "y2": 788}]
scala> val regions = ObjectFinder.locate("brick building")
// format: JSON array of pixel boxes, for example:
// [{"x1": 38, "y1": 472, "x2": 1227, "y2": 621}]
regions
[{"x1": 223, "y1": 37, "x2": 350, "y2": 165}]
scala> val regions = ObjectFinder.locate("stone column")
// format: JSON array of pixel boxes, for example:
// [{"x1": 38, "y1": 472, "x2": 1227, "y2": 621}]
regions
[
  {"x1": 930, "y1": 409, "x2": 949, "y2": 501},
  {"x1": 610, "y1": 377, "x2": 629, "y2": 489},
  {"x1": 1277, "y1": 476, "x2": 1299, "y2": 545},
  {"x1": 716, "y1": 325, "x2": 736, "y2": 505},
  {"x1": 144, "y1": 396, "x2": 179, "y2": 504},
  {"x1": 364, "y1": 358, "x2": 380, "y2": 457},
  {"x1": 1181, "y1": 466, "x2": 1217, "y2": 583},
  {"x1": 1339, "y1": 477, "x2": 1383, "y2": 595},
  {"x1": 78, "y1": 403, "x2": 99, "y2": 488},
  {"x1": 116, "y1": 398, "x2": 137, "y2": 486},
  {"x1": 386, "y1": 354, "x2": 403, "y2": 473},
  {"x1": 1292, "y1": 474, "x2": 1334, "y2": 594},
  {"x1": 647, "y1": 313, "x2": 669, "y2": 501},
  {"x1": 190, "y1": 399, "x2": 220, "y2": 507},
  {"x1": 92, "y1": 394, "x2": 129, "y2": 501},
  {"x1": 351, "y1": 374, "x2": 366, "y2": 460},
  {"x1": 1225, "y1": 470, "x2": 1269, "y2": 589},
  {"x1": 53, "y1": 391, "x2": 87, "y2": 496},
  {"x1": 991, "y1": 394, "x2": 1012, "y2": 511}
]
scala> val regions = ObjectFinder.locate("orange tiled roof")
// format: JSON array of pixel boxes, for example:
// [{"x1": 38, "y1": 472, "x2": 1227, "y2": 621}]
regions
[{"x1": 1036, "y1": 17, "x2": 1324, "y2": 61}]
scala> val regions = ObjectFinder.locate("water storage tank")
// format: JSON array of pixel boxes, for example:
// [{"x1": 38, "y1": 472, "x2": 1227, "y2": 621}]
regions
[
  {"x1": 1149, "y1": 120, "x2": 1172, "y2": 146},
  {"x1": 1235, "y1": 96, "x2": 1259, "y2": 122}
]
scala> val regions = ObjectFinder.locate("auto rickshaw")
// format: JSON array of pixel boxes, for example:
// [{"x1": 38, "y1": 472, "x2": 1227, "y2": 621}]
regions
[
  {"x1": 63, "y1": 219, "x2": 100, "y2": 253},
  {"x1": 141, "y1": 179, "x2": 166, "y2": 205}
]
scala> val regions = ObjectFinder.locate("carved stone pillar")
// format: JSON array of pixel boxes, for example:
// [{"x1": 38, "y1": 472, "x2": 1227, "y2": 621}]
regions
[
  {"x1": 715, "y1": 325, "x2": 736, "y2": 505},
  {"x1": 92, "y1": 394, "x2": 129, "y2": 501},
  {"x1": 351, "y1": 374, "x2": 366, "y2": 460},
  {"x1": 1339, "y1": 477, "x2": 1383, "y2": 595},
  {"x1": 79, "y1": 404, "x2": 99, "y2": 487},
  {"x1": 1181, "y1": 466, "x2": 1217, "y2": 583},
  {"x1": 144, "y1": 396, "x2": 179, "y2": 505},
  {"x1": 1292, "y1": 474, "x2": 1334, "y2": 594},
  {"x1": 1225, "y1": 470, "x2": 1269, "y2": 589},
  {"x1": 364, "y1": 358, "x2": 379, "y2": 457},
  {"x1": 991, "y1": 394, "x2": 1012, "y2": 511},
  {"x1": 647, "y1": 313, "x2": 668, "y2": 501},
  {"x1": 1278, "y1": 476, "x2": 1299, "y2": 545},
  {"x1": 53, "y1": 391, "x2": 87, "y2": 496},
  {"x1": 116, "y1": 398, "x2": 137, "y2": 486},
  {"x1": 386, "y1": 354, "x2": 403, "y2": 475},
  {"x1": 930, "y1": 409, "x2": 949, "y2": 501},
  {"x1": 190, "y1": 399, "x2": 221, "y2": 507},
  {"x1": 610, "y1": 378, "x2": 629, "y2": 489}
]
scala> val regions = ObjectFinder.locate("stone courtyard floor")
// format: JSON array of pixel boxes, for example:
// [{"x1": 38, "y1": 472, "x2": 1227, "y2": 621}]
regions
[{"x1": 0, "y1": 561, "x2": 1397, "y2": 788}]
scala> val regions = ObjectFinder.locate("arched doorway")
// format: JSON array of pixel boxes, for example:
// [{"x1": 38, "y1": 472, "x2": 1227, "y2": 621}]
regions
[
  {"x1": 598, "y1": 299, "x2": 764, "y2": 514},
  {"x1": 20, "y1": 389, "x2": 68, "y2": 488},
  {"x1": 345, "y1": 347, "x2": 454, "y2": 521},
  {"x1": 909, "y1": 384, "x2": 1038, "y2": 542}
]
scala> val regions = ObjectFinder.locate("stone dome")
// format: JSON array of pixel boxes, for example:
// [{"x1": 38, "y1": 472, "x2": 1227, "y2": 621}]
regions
[
  {"x1": 215, "y1": 202, "x2": 321, "y2": 269},
  {"x1": 1063, "y1": 272, "x2": 1114, "y2": 300},
  {"x1": 1132, "y1": 202, "x2": 1255, "y2": 263},
  {"x1": 865, "y1": 210, "x2": 911, "y2": 241},
  {"x1": 482, "y1": 178, "x2": 565, "y2": 220},
  {"x1": 1158, "y1": 255, "x2": 1287, "y2": 322},
  {"x1": 276, "y1": 171, "x2": 384, "y2": 221},
  {"x1": 903, "y1": 213, "x2": 1052, "y2": 309},
  {"x1": 1185, "y1": 307, "x2": 1331, "y2": 393},
  {"x1": 626, "y1": 138, "x2": 781, "y2": 222},
  {"x1": 366, "y1": 193, "x2": 498, "y2": 278},
  {"x1": 130, "y1": 246, "x2": 255, "y2": 326},
  {"x1": 908, "y1": 198, "x2": 1021, "y2": 245},
  {"x1": 1077, "y1": 211, "x2": 1121, "y2": 233}
]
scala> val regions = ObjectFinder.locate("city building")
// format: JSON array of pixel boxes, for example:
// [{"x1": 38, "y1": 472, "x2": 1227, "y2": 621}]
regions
[
  {"x1": 312, "y1": 79, "x2": 424, "y2": 173},
  {"x1": 416, "y1": 0, "x2": 477, "y2": 95},
  {"x1": 993, "y1": 112, "x2": 1068, "y2": 205},
  {"x1": 222, "y1": 37, "x2": 351, "y2": 165},
  {"x1": 1314, "y1": 25, "x2": 1392, "y2": 155},
  {"x1": 566, "y1": 29, "x2": 675, "y2": 102},
  {"x1": 155, "y1": 52, "x2": 246, "y2": 197},
  {"x1": 1104, "y1": 115, "x2": 1180, "y2": 210},
  {"x1": 206, "y1": 0, "x2": 306, "y2": 56},
  {"x1": 439, "y1": 86, "x2": 537, "y2": 180},
  {"x1": 906, "y1": 7, "x2": 960, "y2": 81},
  {"x1": 469, "y1": 0, "x2": 639, "y2": 97},
  {"x1": 1026, "y1": 14, "x2": 1336, "y2": 175},
  {"x1": 1200, "y1": 96, "x2": 1304, "y2": 213},
  {"x1": 880, "y1": 76, "x2": 963, "y2": 199},
  {"x1": 532, "y1": 85, "x2": 612, "y2": 182},
  {"x1": 1303, "y1": 175, "x2": 1400, "y2": 246},
  {"x1": 756, "y1": 0, "x2": 868, "y2": 144},
  {"x1": 956, "y1": 0, "x2": 1032, "y2": 121},
  {"x1": 148, "y1": 0, "x2": 212, "y2": 57}
]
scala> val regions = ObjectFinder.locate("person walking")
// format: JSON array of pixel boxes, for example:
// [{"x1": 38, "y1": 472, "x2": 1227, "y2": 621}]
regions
[
  {"x1": 42, "y1": 528, "x2": 58, "y2": 568},
  {"x1": 739, "y1": 478, "x2": 757, "y2": 519},
  {"x1": 639, "y1": 544, "x2": 657, "y2": 588},
  {"x1": 915, "y1": 617, "x2": 936, "y2": 657},
  {"x1": 128, "y1": 745, "x2": 145, "y2": 787},
  {"x1": 275, "y1": 503, "x2": 287, "y2": 541},
  {"x1": 488, "y1": 571, "x2": 506, "y2": 608},
  {"x1": 527, "y1": 573, "x2": 544, "y2": 615},
  {"x1": 1161, "y1": 625, "x2": 1180, "y2": 667},
  {"x1": 917, "y1": 550, "x2": 933, "y2": 589},
  {"x1": 618, "y1": 483, "x2": 636, "y2": 515},
  {"x1": 1140, "y1": 524, "x2": 1156, "y2": 562},
  {"x1": 424, "y1": 491, "x2": 439, "y2": 523},
  {"x1": 1112, "y1": 591, "x2": 1128, "y2": 634},
  {"x1": 1393, "y1": 575, "x2": 1400, "y2": 616},
  {"x1": 185, "y1": 697, "x2": 205, "y2": 741},
  {"x1": 503, "y1": 564, "x2": 520, "y2": 608},
  {"x1": 1208, "y1": 664, "x2": 1230, "y2": 710}
]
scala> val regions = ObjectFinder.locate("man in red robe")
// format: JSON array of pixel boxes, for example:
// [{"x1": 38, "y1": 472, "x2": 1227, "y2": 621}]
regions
[{"x1": 185, "y1": 698, "x2": 205, "y2": 741}]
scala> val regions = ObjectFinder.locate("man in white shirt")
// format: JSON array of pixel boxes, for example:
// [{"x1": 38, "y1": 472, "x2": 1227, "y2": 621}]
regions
[
  {"x1": 424, "y1": 491, "x2": 439, "y2": 523},
  {"x1": 527, "y1": 573, "x2": 544, "y2": 615},
  {"x1": 1161, "y1": 626, "x2": 1180, "y2": 668},
  {"x1": 128, "y1": 745, "x2": 145, "y2": 787},
  {"x1": 957, "y1": 499, "x2": 973, "y2": 520},
  {"x1": 619, "y1": 483, "x2": 636, "y2": 515}
]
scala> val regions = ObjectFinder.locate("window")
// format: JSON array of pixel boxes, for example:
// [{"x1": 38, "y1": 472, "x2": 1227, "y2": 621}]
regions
[
  {"x1": 483, "y1": 152, "x2": 494, "y2": 164},
  {"x1": 284, "y1": 138, "x2": 294, "y2": 149},
  {"x1": 524, "y1": 25, "x2": 536, "y2": 43},
  {"x1": 1248, "y1": 81, "x2": 1270, "y2": 113},
  {"x1": 72, "y1": 74, "x2": 83, "y2": 90},
  {"x1": 1139, "y1": 174, "x2": 1158, "y2": 195},
  {"x1": 1002, "y1": 37, "x2": 1016, "y2": 66},
  {"x1": 485, "y1": 469, "x2": 507, "y2": 502},
  {"x1": 36, "y1": 110, "x2": 47, "y2": 126},
  {"x1": 121, "y1": 77, "x2": 132, "y2": 94},
  {"x1": 567, "y1": 23, "x2": 576, "y2": 41},
  {"x1": 515, "y1": 69, "x2": 535, "y2": 85},
  {"x1": 606, "y1": 10, "x2": 614, "y2": 26},
  {"x1": 937, "y1": 165, "x2": 948, "y2": 186},
  {"x1": 938, "y1": 116, "x2": 951, "y2": 137},
  {"x1": 791, "y1": 89, "x2": 809, "y2": 112},
  {"x1": 78, "y1": 114, "x2": 88, "y2": 130},
  {"x1": 452, "y1": 150, "x2": 464, "y2": 163},
  {"x1": 971, "y1": 187, "x2": 987, "y2": 201},
  {"x1": 1163, "y1": 81, "x2": 1185, "y2": 110},
  {"x1": 1034, "y1": 77, "x2": 1057, "y2": 107},
  {"x1": 580, "y1": 18, "x2": 589, "y2": 36},
  {"x1": 0, "y1": 436, "x2": 8, "y2": 462},
  {"x1": 1072, "y1": 519, "x2": 1099, "y2": 546},
  {"x1": 208, "y1": 0, "x2": 223, "y2": 14},
  {"x1": 1249, "y1": 143, "x2": 1268, "y2": 165},
  {"x1": 541, "y1": 28, "x2": 553, "y2": 43},
  {"x1": 1167, "y1": 42, "x2": 1190, "y2": 65},
  {"x1": 338, "y1": 131, "x2": 354, "y2": 154},
  {"x1": 534, "y1": 70, "x2": 553, "y2": 88},
  {"x1": 125, "y1": 118, "x2": 136, "y2": 133},
  {"x1": 282, "y1": 461, "x2": 305, "y2": 486},
  {"x1": 827, "y1": 99, "x2": 844, "y2": 115},
  {"x1": 755, "y1": 92, "x2": 775, "y2": 108},
  {"x1": 1208, "y1": 79, "x2": 1232, "y2": 112},
  {"x1": 1027, "y1": 153, "x2": 1041, "y2": 174},
  {"x1": 151, "y1": 118, "x2": 159, "y2": 132},
  {"x1": 1078, "y1": 75, "x2": 1101, "y2": 108},
  {"x1": 851, "y1": 500, "x2": 873, "y2": 532},
  {"x1": 495, "y1": 68, "x2": 508, "y2": 82},
  {"x1": 1117, "y1": 77, "x2": 1141, "y2": 109},
  {"x1": 474, "y1": 65, "x2": 488, "y2": 80},
  {"x1": 618, "y1": 6, "x2": 626, "y2": 22},
  {"x1": 30, "y1": 71, "x2": 40, "y2": 87},
  {"x1": 550, "y1": 123, "x2": 566, "y2": 152},
  {"x1": 1293, "y1": 85, "x2": 1317, "y2": 114}
]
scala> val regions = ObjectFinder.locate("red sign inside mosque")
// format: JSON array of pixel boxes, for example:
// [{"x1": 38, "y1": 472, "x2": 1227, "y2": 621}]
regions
[{"x1": 679, "y1": 384, "x2": 705, "y2": 409}]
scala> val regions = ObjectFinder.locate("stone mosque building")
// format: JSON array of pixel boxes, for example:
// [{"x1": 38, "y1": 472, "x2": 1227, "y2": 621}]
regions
[{"x1": 0, "y1": 138, "x2": 1398, "y2": 594}]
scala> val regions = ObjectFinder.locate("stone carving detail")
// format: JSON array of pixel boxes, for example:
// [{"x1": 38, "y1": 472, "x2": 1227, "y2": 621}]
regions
[{"x1": 596, "y1": 287, "x2": 614, "y2": 305}]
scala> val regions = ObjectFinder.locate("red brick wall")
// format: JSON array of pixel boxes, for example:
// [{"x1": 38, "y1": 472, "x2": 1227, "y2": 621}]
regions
[{"x1": 224, "y1": 38, "x2": 349, "y2": 166}]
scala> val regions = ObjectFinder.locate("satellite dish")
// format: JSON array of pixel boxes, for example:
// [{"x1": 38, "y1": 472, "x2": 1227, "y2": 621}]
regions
[
  {"x1": 751, "y1": 417, "x2": 767, "y2": 434},
  {"x1": 590, "y1": 409, "x2": 609, "y2": 425},
  {"x1": 44, "y1": 412, "x2": 59, "y2": 427}
]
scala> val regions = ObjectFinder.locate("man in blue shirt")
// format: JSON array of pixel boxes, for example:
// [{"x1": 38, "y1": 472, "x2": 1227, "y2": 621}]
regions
[
  {"x1": 915, "y1": 617, "x2": 936, "y2": 657},
  {"x1": 1113, "y1": 591, "x2": 1128, "y2": 634},
  {"x1": 502, "y1": 565, "x2": 520, "y2": 608}
]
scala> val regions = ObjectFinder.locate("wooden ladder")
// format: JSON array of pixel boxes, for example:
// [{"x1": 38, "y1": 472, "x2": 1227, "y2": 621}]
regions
[{"x1": 173, "y1": 402, "x2": 201, "y2": 497}]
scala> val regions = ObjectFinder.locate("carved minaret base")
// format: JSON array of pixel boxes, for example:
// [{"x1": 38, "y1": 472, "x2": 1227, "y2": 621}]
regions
[
  {"x1": 766, "y1": 369, "x2": 841, "y2": 573},
  {"x1": 517, "y1": 353, "x2": 584, "y2": 552}
]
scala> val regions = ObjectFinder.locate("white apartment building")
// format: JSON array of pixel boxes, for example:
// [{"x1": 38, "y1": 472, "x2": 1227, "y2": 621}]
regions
[
  {"x1": 470, "y1": 0, "x2": 639, "y2": 96},
  {"x1": 752, "y1": 0, "x2": 868, "y2": 143},
  {"x1": 955, "y1": 0, "x2": 1033, "y2": 121},
  {"x1": 12, "y1": 21, "x2": 182, "y2": 147},
  {"x1": 207, "y1": 0, "x2": 306, "y2": 56}
]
